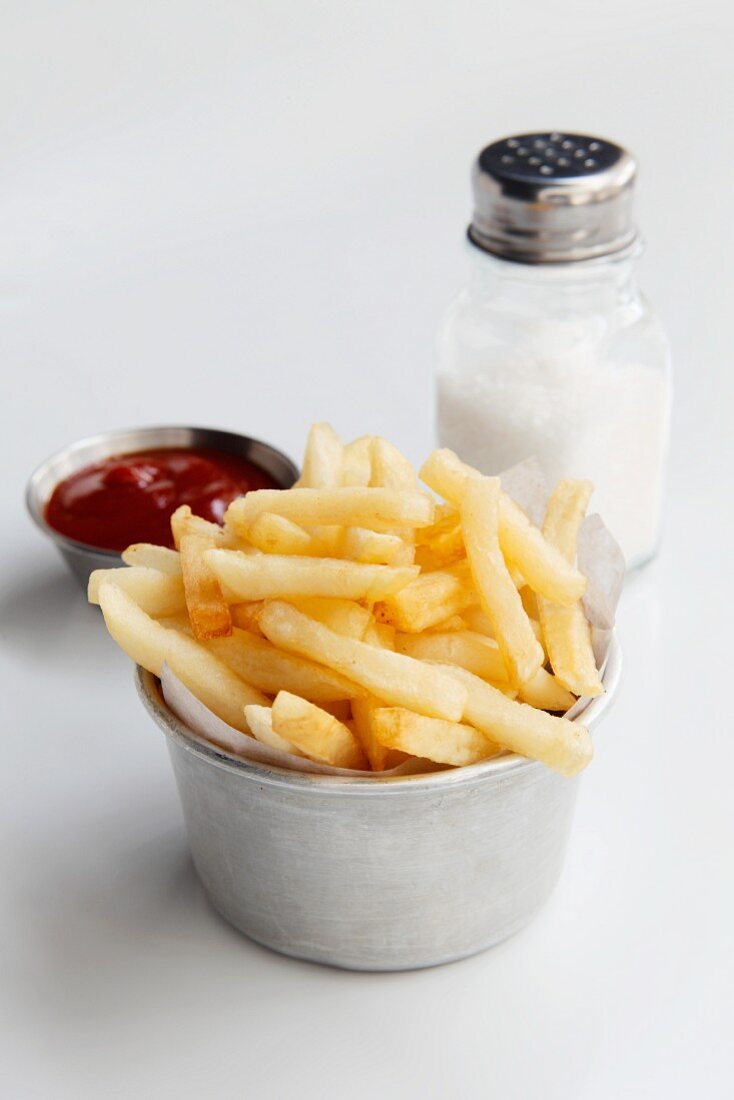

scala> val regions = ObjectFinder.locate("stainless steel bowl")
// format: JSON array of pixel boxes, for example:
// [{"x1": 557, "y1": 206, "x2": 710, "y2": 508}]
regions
[
  {"x1": 137, "y1": 635, "x2": 621, "y2": 971},
  {"x1": 25, "y1": 426, "x2": 299, "y2": 589}
]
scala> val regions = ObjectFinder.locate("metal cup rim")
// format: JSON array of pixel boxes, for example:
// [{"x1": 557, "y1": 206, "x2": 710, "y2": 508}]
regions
[
  {"x1": 135, "y1": 632, "x2": 621, "y2": 795},
  {"x1": 25, "y1": 424, "x2": 300, "y2": 559}
]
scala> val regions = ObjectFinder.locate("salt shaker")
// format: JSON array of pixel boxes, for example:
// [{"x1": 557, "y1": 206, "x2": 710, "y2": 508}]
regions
[{"x1": 436, "y1": 132, "x2": 672, "y2": 568}]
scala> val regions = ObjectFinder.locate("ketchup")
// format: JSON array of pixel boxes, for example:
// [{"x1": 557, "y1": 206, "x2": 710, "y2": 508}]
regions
[{"x1": 45, "y1": 447, "x2": 279, "y2": 551}]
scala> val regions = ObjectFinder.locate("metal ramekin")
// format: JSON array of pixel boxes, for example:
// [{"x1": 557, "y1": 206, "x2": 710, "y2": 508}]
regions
[
  {"x1": 25, "y1": 426, "x2": 299, "y2": 589},
  {"x1": 136, "y1": 635, "x2": 621, "y2": 971}
]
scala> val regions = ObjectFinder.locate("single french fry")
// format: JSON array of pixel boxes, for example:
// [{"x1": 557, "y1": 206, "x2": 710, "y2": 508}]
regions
[
  {"x1": 180, "y1": 533, "x2": 233, "y2": 640},
  {"x1": 368, "y1": 437, "x2": 419, "y2": 563},
  {"x1": 542, "y1": 478, "x2": 595, "y2": 559},
  {"x1": 419, "y1": 447, "x2": 472, "y2": 507},
  {"x1": 225, "y1": 487, "x2": 434, "y2": 535},
  {"x1": 96, "y1": 584, "x2": 267, "y2": 732},
  {"x1": 89, "y1": 567, "x2": 186, "y2": 618},
  {"x1": 259, "y1": 601, "x2": 467, "y2": 722},
  {"x1": 538, "y1": 479, "x2": 603, "y2": 697},
  {"x1": 374, "y1": 560, "x2": 477, "y2": 633},
  {"x1": 341, "y1": 436, "x2": 373, "y2": 486},
  {"x1": 517, "y1": 667, "x2": 576, "y2": 712},
  {"x1": 121, "y1": 544, "x2": 182, "y2": 574},
  {"x1": 271, "y1": 692, "x2": 368, "y2": 769},
  {"x1": 461, "y1": 477, "x2": 544, "y2": 684},
  {"x1": 207, "y1": 550, "x2": 419, "y2": 603},
  {"x1": 538, "y1": 601, "x2": 603, "y2": 698},
  {"x1": 370, "y1": 437, "x2": 418, "y2": 491},
  {"x1": 247, "y1": 513, "x2": 315, "y2": 556},
  {"x1": 170, "y1": 505, "x2": 233, "y2": 549},
  {"x1": 297, "y1": 422, "x2": 343, "y2": 488},
  {"x1": 244, "y1": 704, "x2": 303, "y2": 756},
  {"x1": 351, "y1": 696, "x2": 408, "y2": 771},
  {"x1": 395, "y1": 630, "x2": 508, "y2": 684},
  {"x1": 205, "y1": 627, "x2": 362, "y2": 702},
  {"x1": 367, "y1": 433, "x2": 418, "y2": 550},
  {"x1": 371, "y1": 708, "x2": 500, "y2": 767},
  {"x1": 96, "y1": 581, "x2": 172, "y2": 675},
  {"x1": 437, "y1": 664, "x2": 593, "y2": 777},
  {"x1": 341, "y1": 527, "x2": 405, "y2": 564},
  {"x1": 420, "y1": 449, "x2": 586, "y2": 604},
  {"x1": 499, "y1": 494, "x2": 586, "y2": 604},
  {"x1": 294, "y1": 597, "x2": 372, "y2": 640}
]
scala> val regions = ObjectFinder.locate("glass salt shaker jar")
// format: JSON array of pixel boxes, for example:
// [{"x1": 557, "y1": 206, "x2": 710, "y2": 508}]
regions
[{"x1": 436, "y1": 132, "x2": 672, "y2": 568}]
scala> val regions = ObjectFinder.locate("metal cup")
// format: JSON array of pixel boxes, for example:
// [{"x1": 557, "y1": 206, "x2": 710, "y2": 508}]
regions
[
  {"x1": 137, "y1": 635, "x2": 621, "y2": 971},
  {"x1": 25, "y1": 425, "x2": 299, "y2": 589}
]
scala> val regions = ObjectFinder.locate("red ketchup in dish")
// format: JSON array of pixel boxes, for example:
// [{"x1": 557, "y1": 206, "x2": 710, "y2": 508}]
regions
[{"x1": 45, "y1": 447, "x2": 279, "y2": 551}]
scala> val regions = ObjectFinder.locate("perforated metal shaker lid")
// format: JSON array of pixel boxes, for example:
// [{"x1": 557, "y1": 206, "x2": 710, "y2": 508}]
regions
[{"x1": 469, "y1": 132, "x2": 638, "y2": 264}]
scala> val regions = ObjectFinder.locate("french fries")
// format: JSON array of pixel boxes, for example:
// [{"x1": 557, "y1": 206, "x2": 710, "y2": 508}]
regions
[
  {"x1": 517, "y1": 668, "x2": 576, "y2": 712},
  {"x1": 271, "y1": 692, "x2": 368, "y2": 769},
  {"x1": 537, "y1": 479, "x2": 604, "y2": 697},
  {"x1": 364, "y1": 622, "x2": 396, "y2": 650},
  {"x1": 225, "y1": 487, "x2": 434, "y2": 535},
  {"x1": 207, "y1": 550, "x2": 419, "y2": 603},
  {"x1": 340, "y1": 436, "x2": 373, "y2": 487},
  {"x1": 259, "y1": 601, "x2": 467, "y2": 722},
  {"x1": 297, "y1": 422, "x2": 343, "y2": 488},
  {"x1": 374, "y1": 560, "x2": 477, "y2": 633},
  {"x1": 121, "y1": 544, "x2": 182, "y2": 574},
  {"x1": 371, "y1": 708, "x2": 500, "y2": 767},
  {"x1": 179, "y1": 533, "x2": 233, "y2": 640},
  {"x1": 93, "y1": 423, "x2": 611, "y2": 779},
  {"x1": 97, "y1": 582, "x2": 267, "y2": 732},
  {"x1": 89, "y1": 566, "x2": 186, "y2": 618},
  {"x1": 370, "y1": 437, "x2": 418, "y2": 491},
  {"x1": 204, "y1": 627, "x2": 362, "y2": 702},
  {"x1": 395, "y1": 630, "x2": 508, "y2": 684},
  {"x1": 420, "y1": 448, "x2": 587, "y2": 604},
  {"x1": 351, "y1": 696, "x2": 406, "y2": 771},
  {"x1": 244, "y1": 703, "x2": 303, "y2": 756},
  {"x1": 171, "y1": 504, "x2": 234, "y2": 549},
  {"x1": 341, "y1": 527, "x2": 405, "y2": 565},
  {"x1": 230, "y1": 601, "x2": 266, "y2": 635},
  {"x1": 247, "y1": 513, "x2": 315, "y2": 556},
  {"x1": 439, "y1": 664, "x2": 593, "y2": 777},
  {"x1": 461, "y1": 477, "x2": 544, "y2": 685},
  {"x1": 294, "y1": 597, "x2": 372, "y2": 640},
  {"x1": 97, "y1": 580, "x2": 172, "y2": 676}
]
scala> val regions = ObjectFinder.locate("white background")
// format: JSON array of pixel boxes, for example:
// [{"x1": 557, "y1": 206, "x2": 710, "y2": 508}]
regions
[{"x1": 2, "y1": 3, "x2": 732, "y2": 1097}]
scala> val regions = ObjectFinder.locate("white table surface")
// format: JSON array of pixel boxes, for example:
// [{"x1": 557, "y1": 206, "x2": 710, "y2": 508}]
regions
[{"x1": 2, "y1": 3, "x2": 733, "y2": 1097}]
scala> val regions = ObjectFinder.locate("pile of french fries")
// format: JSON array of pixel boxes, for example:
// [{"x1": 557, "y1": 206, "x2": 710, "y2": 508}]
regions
[{"x1": 89, "y1": 424, "x2": 606, "y2": 777}]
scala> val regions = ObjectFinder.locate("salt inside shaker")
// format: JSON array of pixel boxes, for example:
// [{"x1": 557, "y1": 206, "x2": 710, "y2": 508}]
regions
[{"x1": 436, "y1": 132, "x2": 672, "y2": 568}]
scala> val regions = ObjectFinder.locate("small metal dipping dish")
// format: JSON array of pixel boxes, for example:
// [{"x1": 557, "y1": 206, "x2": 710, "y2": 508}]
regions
[{"x1": 25, "y1": 426, "x2": 299, "y2": 589}]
